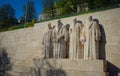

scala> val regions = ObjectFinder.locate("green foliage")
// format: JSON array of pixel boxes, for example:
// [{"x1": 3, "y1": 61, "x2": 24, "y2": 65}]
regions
[
  {"x1": 43, "y1": 0, "x2": 54, "y2": 12},
  {"x1": 88, "y1": 0, "x2": 107, "y2": 10},
  {"x1": 42, "y1": 0, "x2": 55, "y2": 18},
  {"x1": 23, "y1": 0, "x2": 36, "y2": 22},
  {"x1": 0, "y1": 24, "x2": 24, "y2": 32},
  {"x1": 26, "y1": 19, "x2": 35, "y2": 27},
  {"x1": 32, "y1": 19, "x2": 35, "y2": 24},
  {"x1": 38, "y1": 5, "x2": 120, "y2": 23},
  {"x1": 0, "y1": 0, "x2": 119, "y2": 32},
  {"x1": 0, "y1": 4, "x2": 18, "y2": 29},
  {"x1": 55, "y1": 0, "x2": 74, "y2": 15},
  {"x1": 19, "y1": 16, "x2": 25, "y2": 23},
  {"x1": 42, "y1": 0, "x2": 120, "y2": 18},
  {"x1": 7, "y1": 27, "x2": 14, "y2": 31}
]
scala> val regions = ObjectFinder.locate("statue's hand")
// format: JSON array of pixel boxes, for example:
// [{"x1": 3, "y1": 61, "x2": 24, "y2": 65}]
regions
[
  {"x1": 95, "y1": 36, "x2": 100, "y2": 41},
  {"x1": 80, "y1": 37, "x2": 86, "y2": 43}
]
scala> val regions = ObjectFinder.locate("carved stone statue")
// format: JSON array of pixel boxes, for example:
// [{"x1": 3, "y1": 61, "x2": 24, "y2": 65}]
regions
[
  {"x1": 80, "y1": 16, "x2": 101, "y2": 60},
  {"x1": 52, "y1": 20, "x2": 68, "y2": 58},
  {"x1": 64, "y1": 24, "x2": 70, "y2": 58},
  {"x1": 69, "y1": 18, "x2": 83, "y2": 59},
  {"x1": 42, "y1": 23, "x2": 53, "y2": 58}
]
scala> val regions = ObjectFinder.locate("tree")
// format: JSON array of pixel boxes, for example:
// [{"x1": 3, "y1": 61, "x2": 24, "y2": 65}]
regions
[
  {"x1": 54, "y1": 0, "x2": 74, "y2": 15},
  {"x1": 41, "y1": 0, "x2": 119, "y2": 19},
  {"x1": 87, "y1": 0, "x2": 109, "y2": 10},
  {"x1": 0, "y1": 4, "x2": 17, "y2": 29},
  {"x1": 42, "y1": 0, "x2": 89, "y2": 17},
  {"x1": 19, "y1": 16, "x2": 25, "y2": 23},
  {"x1": 42, "y1": 0, "x2": 55, "y2": 18},
  {"x1": 23, "y1": 0, "x2": 36, "y2": 22},
  {"x1": 54, "y1": 0, "x2": 88, "y2": 15}
]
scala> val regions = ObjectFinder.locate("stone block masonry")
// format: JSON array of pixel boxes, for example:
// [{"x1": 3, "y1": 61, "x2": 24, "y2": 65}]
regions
[{"x1": 0, "y1": 8, "x2": 120, "y2": 76}]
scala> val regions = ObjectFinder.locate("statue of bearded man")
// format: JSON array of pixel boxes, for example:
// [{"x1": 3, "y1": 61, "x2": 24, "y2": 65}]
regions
[{"x1": 80, "y1": 16, "x2": 101, "y2": 60}]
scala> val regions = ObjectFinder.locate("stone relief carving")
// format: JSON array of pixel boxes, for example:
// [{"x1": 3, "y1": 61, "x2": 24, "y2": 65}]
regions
[
  {"x1": 69, "y1": 18, "x2": 83, "y2": 59},
  {"x1": 80, "y1": 16, "x2": 101, "y2": 60},
  {"x1": 42, "y1": 23, "x2": 53, "y2": 58},
  {"x1": 52, "y1": 20, "x2": 69, "y2": 58},
  {"x1": 42, "y1": 16, "x2": 101, "y2": 60}
]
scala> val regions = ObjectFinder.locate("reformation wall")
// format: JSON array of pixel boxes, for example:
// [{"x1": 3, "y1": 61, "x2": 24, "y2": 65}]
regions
[{"x1": 0, "y1": 8, "x2": 120, "y2": 76}]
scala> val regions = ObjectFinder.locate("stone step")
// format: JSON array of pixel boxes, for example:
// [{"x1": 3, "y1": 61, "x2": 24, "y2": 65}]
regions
[
  {"x1": 28, "y1": 67, "x2": 109, "y2": 76},
  {"x1": 11, "y1": 65, "x2": 30, "y2": 73},
  {"x1": 64, "y1": 70, "x2": 109, "y2": 76},
  {"x1": 32, "y1": 59, "x2": 107, "y2": 72},
  {"x1": 6, "y1": 71, "x2": 28, "y2": 76},
  {"x1": 13, "y1": 60, "x2": 26, "y2": 65},
  {"x1": 61, "y1": 59, "x2": 106, "y2": 72}
]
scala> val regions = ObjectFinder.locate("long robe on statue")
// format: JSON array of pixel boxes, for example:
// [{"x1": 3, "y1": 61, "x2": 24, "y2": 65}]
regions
[
  {"x1": 42, "y1": 29, "x2": 53, "y2": 58},
  {"x1": 64, "y1": 27, "x2": 70, "y2": 58},
  {"x1": 53, "y1": 26, "x2": 68, "y2": 58},
  {"x1": 81, "y1": 20, "x2": 101, "y2": 60},
  {"x1": 69, "y1": 22, "x2": 83, "y2": 59}
]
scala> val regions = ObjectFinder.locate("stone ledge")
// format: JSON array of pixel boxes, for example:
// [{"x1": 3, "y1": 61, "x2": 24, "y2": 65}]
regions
[
  {"x1": 11, "y1": 65, "x2": 30, "y2": 73},
  {"x1": 32, "y1": 59, "x2": 107, "y2": 72},
  {"x1": 6, "y1": 71, "x2": 28, "y2": 76},
  {"x1": 64, "y1": 70, "x2": 108, "y2": 76}
]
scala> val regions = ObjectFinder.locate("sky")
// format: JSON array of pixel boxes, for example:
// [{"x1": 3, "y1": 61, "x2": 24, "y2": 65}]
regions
[{"x1": 0, "y1": 0, "x2": 43, "y2": 19}]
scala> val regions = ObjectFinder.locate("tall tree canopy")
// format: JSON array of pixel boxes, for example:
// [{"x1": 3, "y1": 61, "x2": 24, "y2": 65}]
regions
[
  {"x1": 41, "y1": 0, "x2": 119, "y2": 20},
  {"x1": 0, "y1": 4, "x2": 17, "y2": 28},
  {"x1": 42, "y1": 0, "x2": 55, "y2": 17},
  {"x1": 54, "y1": 0, "x2": 74, "y2": 15},
  {"x1": 88, "y1": 0, "x2": 108, "y2": 10},
  {"x1": 43, "y1": 0, "x2": 54, "y2": 12},
  {"x1": 42, "y1": 0, "x2": 88, "y2": 16},
  {"x1": 23, "y1": 0, "x2": 36, "y2": 22}
]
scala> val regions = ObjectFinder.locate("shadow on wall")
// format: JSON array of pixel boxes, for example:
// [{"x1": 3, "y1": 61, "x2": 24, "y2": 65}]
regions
[
  {"x1": 99, "y1": 24, "x2": 106, "y2": 60},
  {"x1": 107, "y1": 61, "x2": 120, "y2": 76},
  {"x1": 93, "y1": 18, "x2": 106, "y2": 60},
  {"x1": 93, "y1": 19, "x2": 120, "y2": 76},
  {"x1": 29, "y1": 58, "x2": 66, "y2": 76},
  {"x1": 0, "y1": 47, "x2": 12, "y2": 76}
]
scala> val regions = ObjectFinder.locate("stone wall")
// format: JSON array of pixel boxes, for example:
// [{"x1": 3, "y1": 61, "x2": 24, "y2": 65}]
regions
[{"x1": 0, "y1": 8, "x2": 120, "y2": 75}]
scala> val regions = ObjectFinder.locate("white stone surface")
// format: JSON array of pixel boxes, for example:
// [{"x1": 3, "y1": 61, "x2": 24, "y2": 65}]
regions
[{"x1": 0, "y1": 8, "x2": 120, "y2": 73}]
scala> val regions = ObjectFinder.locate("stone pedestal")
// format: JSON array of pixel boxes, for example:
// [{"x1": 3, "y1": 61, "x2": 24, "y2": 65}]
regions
[{"x1": 30, "y1": 59, "x2": 108, "y2": 76}]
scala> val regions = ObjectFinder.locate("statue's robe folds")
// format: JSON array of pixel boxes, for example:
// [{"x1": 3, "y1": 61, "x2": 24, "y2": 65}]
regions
[
  {"x1": 52, "y1": 26, "x2": 68, "y2": 58},
  {"x1": 64, "y1": 29, "x2": 70, "y2": 58},
  {"x1": 69, "y1": 22, "x2": 83, "y2": 59},
  {"x1": 81, "y1": 21, "x2": 101, "y2": 60},
  {"x1": 42, "y1": 29, "x2": 53, "y2": 58}
]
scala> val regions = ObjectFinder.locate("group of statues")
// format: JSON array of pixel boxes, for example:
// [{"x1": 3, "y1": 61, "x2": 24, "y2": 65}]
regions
[{"x1": 42, "y1": 16, "x2": 101, "y2": 60}]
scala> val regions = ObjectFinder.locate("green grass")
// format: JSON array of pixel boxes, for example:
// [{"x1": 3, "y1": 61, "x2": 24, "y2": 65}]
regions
[
  {"x1": 0, "y1": 24, "x2": 24, "y2": 32},
  {"x1": 0, "y1": 21, "x2": 35, "y2": 32}
]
